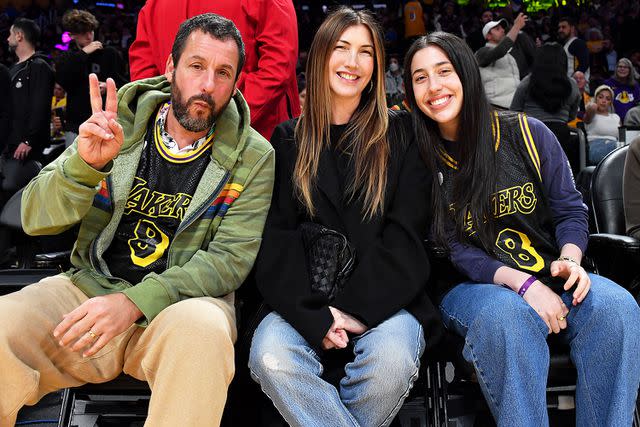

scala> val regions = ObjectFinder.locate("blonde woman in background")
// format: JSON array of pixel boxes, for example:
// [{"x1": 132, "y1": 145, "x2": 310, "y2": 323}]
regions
[{"x1": 584, "y1": 84, "x2": 621, "y2": 164}]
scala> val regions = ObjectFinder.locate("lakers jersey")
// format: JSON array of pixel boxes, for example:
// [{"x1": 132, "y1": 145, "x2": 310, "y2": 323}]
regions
[
  {"x1": 104, "y1": 108, "x2": 212, "y2": 284},
  {"x1": 438, "y1": 111, "x2": 561, "y2": 284}
]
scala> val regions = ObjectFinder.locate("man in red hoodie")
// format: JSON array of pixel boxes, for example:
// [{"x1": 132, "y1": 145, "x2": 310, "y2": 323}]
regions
[{"x1": 129, "y1": 0, "x2": 300, "y2": 140}]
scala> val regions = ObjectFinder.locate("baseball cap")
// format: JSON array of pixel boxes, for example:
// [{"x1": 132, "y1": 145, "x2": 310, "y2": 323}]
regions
[{"x1": 482, "y1": 18, "x2": 508, "y2": 39}]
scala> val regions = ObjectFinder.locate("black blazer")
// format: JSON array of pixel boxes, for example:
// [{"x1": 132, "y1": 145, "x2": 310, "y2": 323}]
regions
[{"x1": 255, "y1": 111, "x2": 443, "y2": 351}]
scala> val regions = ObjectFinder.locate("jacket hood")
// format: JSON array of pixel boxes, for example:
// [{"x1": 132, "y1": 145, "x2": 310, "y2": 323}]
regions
[{"x1": 116, "y1": 75, "x2": 253, "y2": 170}]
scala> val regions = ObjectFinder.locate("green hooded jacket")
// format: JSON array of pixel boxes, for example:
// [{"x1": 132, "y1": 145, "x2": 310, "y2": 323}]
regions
[{"x1": 21, "y1": 75, "x2": 275, "y2": 324}]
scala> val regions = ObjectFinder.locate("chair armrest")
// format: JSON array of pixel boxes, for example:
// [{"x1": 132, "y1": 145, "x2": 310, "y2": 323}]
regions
[
  {"x1": 0, "y1": 189, "x2": 23, "y2": 230},
  {"x1": 586, "y1": 233, "x2": 640, "y2": 290},
  {"x1": 588, "y1": 233, "x2": 640, "y2": 254}
]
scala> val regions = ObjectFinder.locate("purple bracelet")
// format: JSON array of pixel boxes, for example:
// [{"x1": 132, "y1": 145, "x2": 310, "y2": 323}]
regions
[{"x1": 518, "y1": 275, "x2": 537, "y2": 296}]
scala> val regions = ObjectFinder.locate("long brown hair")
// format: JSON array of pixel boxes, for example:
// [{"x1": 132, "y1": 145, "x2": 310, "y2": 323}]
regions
[{"x1": 294, "y1": 6, "x2": 389, "y2": 219}]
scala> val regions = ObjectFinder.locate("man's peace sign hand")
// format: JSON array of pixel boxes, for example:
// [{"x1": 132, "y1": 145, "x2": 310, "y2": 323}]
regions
[{"x1": 77, "y1": 74, "x2": 123, "y2": 171}]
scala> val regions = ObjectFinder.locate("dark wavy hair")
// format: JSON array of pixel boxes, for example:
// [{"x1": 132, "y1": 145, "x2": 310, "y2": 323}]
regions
[
  {"x1": 528, "y1": 43, "x2": 572, "y2": 113},
  {"x1": 403, "y1": 32, "x2": 496, "y2": 247},
  {"x1": 172, "y1": 13, "x2": 245, "y2": 80}
]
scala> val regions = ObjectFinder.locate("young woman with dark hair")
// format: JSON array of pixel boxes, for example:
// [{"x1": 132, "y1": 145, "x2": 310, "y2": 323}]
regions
[
  {"x1": 404, "y1": 32, "x2": 640, "y2": 426},
  {"x1": 248, "y1": 8, "x2": 441, "y2": 426},
  {"x1": 510, "y1": 43, "x2": 581, "y2": 174}
]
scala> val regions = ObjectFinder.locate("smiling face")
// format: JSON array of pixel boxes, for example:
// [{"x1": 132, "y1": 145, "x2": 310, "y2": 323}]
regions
[
  {"x1": 327, "y1": 24, "x2": 375, "y2": 108},
  {"x1": 616, "y1": 61, "x2": 631, "y2": 80},
  {"x1": 410, "y1": 45, "x2": 463, "y2": 140}
]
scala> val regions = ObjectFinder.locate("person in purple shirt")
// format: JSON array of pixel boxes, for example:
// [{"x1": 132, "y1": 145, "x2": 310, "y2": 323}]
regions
[
  {"x1": 604, "y1": 57, "x2": 640, "y2": 122},
  {"x1": 403, "y1": 32, "x2": 640, "y2": 427}
]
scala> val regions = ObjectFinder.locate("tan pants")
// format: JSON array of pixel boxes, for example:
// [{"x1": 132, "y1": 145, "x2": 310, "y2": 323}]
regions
[{"x1": 0, "y1": 275, "x2": 237, "y2": 427}]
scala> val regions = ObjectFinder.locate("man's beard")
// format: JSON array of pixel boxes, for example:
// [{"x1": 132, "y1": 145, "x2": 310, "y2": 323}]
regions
[
  {"x1": 171, "y1": 81, "x2": 218, "y2": 133},
  {"x1": 7, "y1": 43, "x2": 15, "y2": 53}
]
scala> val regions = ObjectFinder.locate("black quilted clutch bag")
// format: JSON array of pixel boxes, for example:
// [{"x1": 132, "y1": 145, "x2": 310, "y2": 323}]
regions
[{"x1": 299, "y1": 222, "x2": 356, "y2": 301}]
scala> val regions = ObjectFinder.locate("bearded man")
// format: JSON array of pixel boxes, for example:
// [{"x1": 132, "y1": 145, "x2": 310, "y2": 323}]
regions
[{"x1": 0, "y1": 14, "x2": 274, "y2": 427}]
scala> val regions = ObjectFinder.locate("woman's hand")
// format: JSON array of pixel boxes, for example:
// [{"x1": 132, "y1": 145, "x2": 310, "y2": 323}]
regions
[
  {"x1": 523, "y1": 281, "x2": 569, "y2": 334},
  {"x1": 329, "y1": 306, "x2": 367, "y2": 335},
  {"x1": 321, "y1": 306, "x2": 368, "y2": 350},
  {"x1": 321, "y1": 328, "x2": 349, "y2": 350},
  {"x1": 550, "y1": 259, "x2": 591, "y2": 306}
]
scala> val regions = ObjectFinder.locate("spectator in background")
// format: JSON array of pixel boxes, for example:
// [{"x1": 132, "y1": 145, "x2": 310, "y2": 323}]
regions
[
  {"x1": 297, "y1": 73, "x2": 306, "y2": 111},
  {"x1": 624, "y1": 104, "x2": 640, "y2": 126},
  {"x1": 51, "y1": 83, "x2": 66, "y2": 142},
  {"x1": 623, "y1": 137, "x2": 640, "y2": 239},
  {"x1": 629, "y1": 49, "x2": 640, "y2": 78},
  {"x1": 1, "y1": 18, "x2": 53, "y2": 214},
  {"x1": 584, "y1": 85, "x2": 621, "y2": 165},
  {"x1": 466, "y1": 9, "x2": 494, "y2": 52},
  {"x1": 438, "y1": 1, "x2": 462, "y2": 37},
  {"x1": 476, "y1": 13, "x2": 529, "y2": 109},
  {"x1": 4, "y1": 18, "x2": 53, "y2": 163},
  {"x1": 0, "y1": 61, "x2": 9, "y2": 261},
  {"x1": 511, "y1": 43, "x2": 581, "y2": 175},
  {"x1": 0, "y1": 63, "x2": 9, "y2": 152},
  {"x1": 128, "y1": 0, "x2": 300, "y2": 140},
  {"x1": 56, "y1": 9, "x2": 127, "y2": 147},
  {"x1": 557, "y1": 17, "x2": 590, "y2": 82},
  {"x1": 604, "y1": 58, "x2": 640, "y2": 122},
  {"x1": 572, "y1": 70, "x2": 591, "y2": 120},
  {"x1": 385, "y1": 54, "x2": 404, "y2": 107},
  {"x1": 403, "y1": 0, "x2": 427, "y2": 50}
]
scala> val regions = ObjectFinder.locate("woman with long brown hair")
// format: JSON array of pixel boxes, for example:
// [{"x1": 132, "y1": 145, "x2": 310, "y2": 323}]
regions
[{"x1": 248, "y1": 7, "x2": 440, "y2": 426}]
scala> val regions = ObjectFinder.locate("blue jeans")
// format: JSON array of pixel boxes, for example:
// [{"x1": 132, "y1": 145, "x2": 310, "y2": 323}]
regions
[
  {"x1": 440, "y1": 274, "x2": 640, "y2": 427},
  {"x1": 249, "y1": 310, "x2": 425, "y2": 427},
  {"x1": 589, "y1": 138, "x2": 618, "y2": 165}
]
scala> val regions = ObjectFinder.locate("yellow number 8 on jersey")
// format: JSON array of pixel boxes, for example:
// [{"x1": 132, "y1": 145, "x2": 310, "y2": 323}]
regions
[
  {"x1": 496, "y1": 228, "x2": 544, "y2": 272},
  {"x1": 128, "y1": 219, "x2": 169, "y2": 267}
]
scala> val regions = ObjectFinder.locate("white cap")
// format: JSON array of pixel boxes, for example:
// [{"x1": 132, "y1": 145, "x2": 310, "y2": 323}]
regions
[{"x1": 482, "y1": 18, "x2": 508, "y2": 39}]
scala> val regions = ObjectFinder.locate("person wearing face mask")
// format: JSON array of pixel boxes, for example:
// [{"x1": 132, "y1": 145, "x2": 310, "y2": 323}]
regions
[{"x1": 385, "y1": 54, "x2": 404, "y2": 107}]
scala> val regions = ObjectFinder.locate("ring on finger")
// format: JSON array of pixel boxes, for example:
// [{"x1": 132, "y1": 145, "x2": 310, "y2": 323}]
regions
[
  {"x1": 87, "y1": 330, "x2": 99, "y2": 340},
  {"x1": 558, "y1": 315, "x2": 566, "y2": 321}
]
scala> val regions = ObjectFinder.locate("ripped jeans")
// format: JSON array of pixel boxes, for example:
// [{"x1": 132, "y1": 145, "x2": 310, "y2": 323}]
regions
[{"x1": 248, "y1": 310, "x2": 425, "y2": 427}]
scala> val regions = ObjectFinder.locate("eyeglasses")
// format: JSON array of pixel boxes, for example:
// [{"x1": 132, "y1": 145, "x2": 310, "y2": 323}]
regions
[{"x1": 617, "y1": 65, "x2": 630, "y2": 69}]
